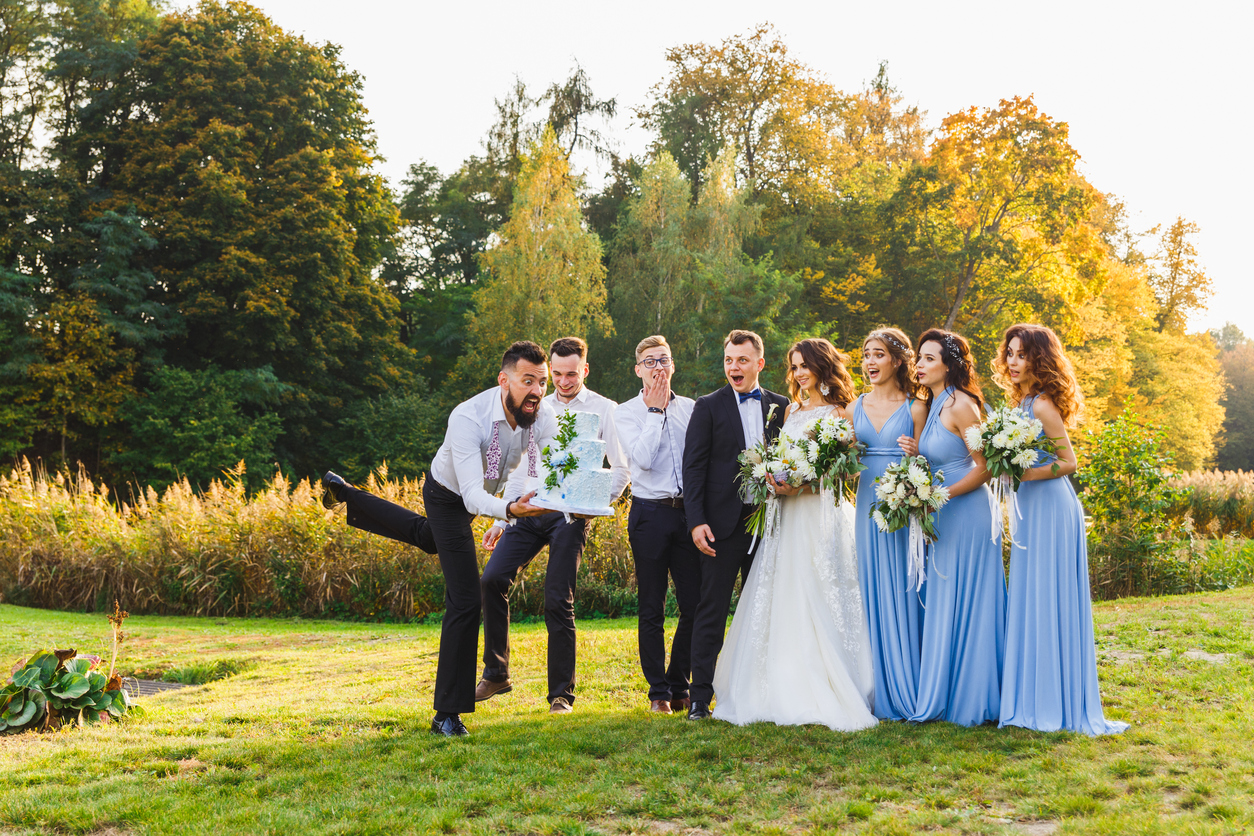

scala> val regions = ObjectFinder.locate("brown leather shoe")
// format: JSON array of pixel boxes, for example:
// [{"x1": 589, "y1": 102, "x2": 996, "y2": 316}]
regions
[
  {"x1": 670, "y1": 697, "x2": 691, "y2": 713},
  {"x1": 549, "y1": 697, "x2": 573, "y2": 714},
  {"x1": 474, "y1": 678, "x2": 512, "y2": 702},
  {"x1": 650, "y1": 699, "x2": 673, "y2": 714}
]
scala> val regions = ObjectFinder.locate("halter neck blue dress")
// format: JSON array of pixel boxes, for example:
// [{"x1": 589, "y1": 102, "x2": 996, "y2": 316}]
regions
[
  {"x1": 910, "y1": 387, "x2": 1006, "y2": 726},
  {"x1": 999, "y1": 394, "x2": 1129, "y2": 735},
  {"x1": 852, "y1": 395, "x2": 923, "y2": 720}
]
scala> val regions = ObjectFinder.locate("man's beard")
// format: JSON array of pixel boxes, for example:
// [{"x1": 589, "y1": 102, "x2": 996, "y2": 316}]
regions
[{"x1": 506, "y1": 390, "x2": 542, "y2": 428}]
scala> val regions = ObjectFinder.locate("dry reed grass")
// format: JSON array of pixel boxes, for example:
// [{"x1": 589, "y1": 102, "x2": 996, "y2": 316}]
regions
[
  {"x1": 0, "y1": 459, "x2": 638, "y2": 621},
  {"x1": 1168, "y1": 469, "x2": 1254, "y2": 539}
]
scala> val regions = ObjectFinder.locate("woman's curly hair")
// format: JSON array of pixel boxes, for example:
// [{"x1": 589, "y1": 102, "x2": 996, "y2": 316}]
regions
[
  {"x1": 786, "y1": 338, "x2": 857, "y2": 408},
  {"x1": 992, "y1": 323, "x2": 1084, "y2": 428},
  {"x1": 916, "y1": 328, "x2": 985, "y2": 412}
]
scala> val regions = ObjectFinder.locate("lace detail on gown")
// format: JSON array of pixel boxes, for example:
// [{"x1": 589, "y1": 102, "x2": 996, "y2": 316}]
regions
[{"x1": 714, "y1": 404, "x2": 877, "y2": 730}]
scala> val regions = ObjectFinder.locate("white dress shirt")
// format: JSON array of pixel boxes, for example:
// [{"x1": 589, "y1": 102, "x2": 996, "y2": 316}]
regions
[
  {"x1": 614, "y1": 391, "x2": 695, "y2": 500},
  {"x1": 428, "y1": 387, "x2": 559, "y2": 521},
  {"x1": 544, "y1": 386, "x2": 631, "y2": 501},
  {"x1": 737, "y1": 385, "x2": 765, "y2": 449}
]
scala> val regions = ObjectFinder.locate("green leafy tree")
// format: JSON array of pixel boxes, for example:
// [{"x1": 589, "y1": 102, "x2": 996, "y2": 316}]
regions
[
  {"x1": 640, "y1": 23, "x2": 844, "y2": 212},
  {"x1": 608, "y1": 151, "x2": 694, "y2": 341},
  {"x1": 454, "y1": 126, "x2": 612, "y2": 392},
  {"x1": 0, "y1": 0, "x2": 50, "y2": 168},
  {"x1": 108, "y1": 365, "x2": 285, "y2": 492},
  {"x1": 1081, "y1": 411, "x2": 1188, "y2": 599},
  {"x1": 332, "y1": 382, "x2": 449, "y2": 483},
  {"x1": 62, "y1": 0, "x2": 415, "y2": 474}
]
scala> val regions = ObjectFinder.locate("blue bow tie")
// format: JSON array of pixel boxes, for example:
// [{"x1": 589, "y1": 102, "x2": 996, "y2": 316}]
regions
[{"x1": 738, "y1": 389, "x2": 762, "y2": 404}]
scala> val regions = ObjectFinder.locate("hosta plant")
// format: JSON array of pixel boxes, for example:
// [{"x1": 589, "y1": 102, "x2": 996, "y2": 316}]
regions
[{"x1": 1, "y1": 649, "x2": 135, "y2": 733}]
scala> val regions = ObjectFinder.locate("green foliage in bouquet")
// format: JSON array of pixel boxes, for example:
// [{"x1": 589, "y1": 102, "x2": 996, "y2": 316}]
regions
[
  {"x1": 2, "y1": 649, "x2": 135, "y2": 733},
  {"x1": 869, "y1": 455, "x2": 948, "y2": 542},
  {"x1": 540, "y1": 411, "x2": 580, "y2": 491},
  {"x1": 965, "y1": 405, "x2": 1061, "y2": 489}
]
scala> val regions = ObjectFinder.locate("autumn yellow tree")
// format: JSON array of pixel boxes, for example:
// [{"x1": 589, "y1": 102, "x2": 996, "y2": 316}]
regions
[
  {"x1": 1149, "y1": 217, "x2": 1211, "y2": 334},
  {"x1": 456, "y1": 126, "x2": 612, "y2": 390},
  {"x1": 879, "y1": 97, "x2": 1109, "y2": 358}
]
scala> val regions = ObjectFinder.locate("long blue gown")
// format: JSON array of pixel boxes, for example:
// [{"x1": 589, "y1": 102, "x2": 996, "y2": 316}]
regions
[
  {"x1": 910, "y1": 387, "x2": 1006, "y2": 727},
  {"x1": 852, "y1": 396, "x2": 923, "y2": 720},
  {"x1": 999, "y1": 395, "x2": 1129, "y2": 735}
]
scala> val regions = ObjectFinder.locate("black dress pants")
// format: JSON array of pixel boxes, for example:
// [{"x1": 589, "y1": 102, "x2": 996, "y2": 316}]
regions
[
  {"x1": 627, "y1": 499, "x2": 702, "y2": 702},
  {"x1": 689, "y1": 509, "x2": 756, "y2": 705},
  {"x1": 480, "y1": 513, "x2": 588, "y2": 704},
  {"x1": 341, "y1": 478, "x2": 478, "y2": 714}
]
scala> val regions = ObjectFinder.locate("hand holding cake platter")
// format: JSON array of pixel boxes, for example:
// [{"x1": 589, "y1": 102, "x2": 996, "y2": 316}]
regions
[{"x1": 533, "y1": 410, "x2": 615, "y2": 517}]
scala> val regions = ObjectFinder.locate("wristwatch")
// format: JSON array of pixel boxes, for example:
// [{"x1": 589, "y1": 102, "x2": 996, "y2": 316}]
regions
[
  {"x1": 647, "y1": 406, "x2": 665, "y2": 414},
  {"x1": 505, "y1": 497, "x2": 521, "y2": 519}
]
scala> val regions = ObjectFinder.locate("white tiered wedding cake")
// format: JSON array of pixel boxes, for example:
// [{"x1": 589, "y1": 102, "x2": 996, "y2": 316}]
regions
[{"x1": 532, "y1": 411, "x2": 614, "y2": 516}]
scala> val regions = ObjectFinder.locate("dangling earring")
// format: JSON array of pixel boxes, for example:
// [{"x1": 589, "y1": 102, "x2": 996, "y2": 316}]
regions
[{"x1": 819, "y1": 383, "x2": 830, "y2": 397}]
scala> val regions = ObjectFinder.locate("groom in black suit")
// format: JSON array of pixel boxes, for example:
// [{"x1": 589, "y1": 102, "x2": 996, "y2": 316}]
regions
[{"x1": 682, "y1": 329, "x2": 789, "y2": 719}]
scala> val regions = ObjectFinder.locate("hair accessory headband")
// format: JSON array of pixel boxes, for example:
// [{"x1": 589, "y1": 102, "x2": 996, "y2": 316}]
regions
[
  {"x1": 942, "y1": 334, "x2": 967, "y2": 366},
  {"x1": 869, "y1": 331, "x2": 912, "y2": 356}
]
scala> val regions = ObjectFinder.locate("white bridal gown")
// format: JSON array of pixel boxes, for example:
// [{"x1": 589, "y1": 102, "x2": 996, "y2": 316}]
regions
[{"x1": 713, "y1": 404, "x2": 878, "y2": 731}]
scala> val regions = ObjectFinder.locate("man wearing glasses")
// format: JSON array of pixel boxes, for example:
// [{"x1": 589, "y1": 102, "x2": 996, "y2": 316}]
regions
[{"x1": 613, "y1": 335, "x2": 702, "y2": 715}]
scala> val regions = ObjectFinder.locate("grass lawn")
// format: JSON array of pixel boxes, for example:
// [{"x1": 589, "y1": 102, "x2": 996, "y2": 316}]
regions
[{"x1": 1, "y1": 589, "x2": 1252, "y2": 835}]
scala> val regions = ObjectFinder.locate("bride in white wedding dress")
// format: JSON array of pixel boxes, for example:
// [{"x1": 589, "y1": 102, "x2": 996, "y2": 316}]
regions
[{"x1": 713, "y1": 338, "x2": 877, "y2": 732}]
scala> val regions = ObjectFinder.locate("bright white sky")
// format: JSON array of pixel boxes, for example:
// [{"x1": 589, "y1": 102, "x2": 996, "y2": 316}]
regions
[{"x1": 206, "y1": 0, "x2": 1253, "y2": 337}]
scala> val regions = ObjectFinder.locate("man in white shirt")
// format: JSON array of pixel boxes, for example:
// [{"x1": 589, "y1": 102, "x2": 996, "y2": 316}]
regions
[
  {"x1": 614, "y1": 335, "x2": 702, "y2": 715},
  {"x1": 477, "y1": 337, "x2": 630, "y2": 714},
  {"x1": 321, "y1": 340, "x2": 557, "y2": 737}
]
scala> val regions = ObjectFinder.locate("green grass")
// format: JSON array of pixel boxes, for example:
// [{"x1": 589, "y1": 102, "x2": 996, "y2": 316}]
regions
[{"x1": 1, "y1": 589, "x2": 1253, "y2": 835}]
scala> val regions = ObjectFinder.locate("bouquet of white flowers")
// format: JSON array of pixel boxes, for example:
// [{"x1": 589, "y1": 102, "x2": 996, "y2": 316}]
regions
[
  {"x1": 869, "y1": 456, "x2": 949, "y2": 591},
  {"x1": 738, "y1": 429, "x2": 811, "y2": 547},
  {"x1": 791, "y1": 413, "x2": 867, "y2": 496},
  {"x1": 963, "y1": 405, "x2": 1060, "y2": 544}
]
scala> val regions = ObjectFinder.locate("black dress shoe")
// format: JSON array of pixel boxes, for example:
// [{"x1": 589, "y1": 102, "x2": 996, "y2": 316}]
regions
[
  {"x1": 687, "y1": 701, "x2": 711, "y2": 720},
  {"x1": 429, "y1": 715, "x2": 470, "y2": 737},
  {"x1": 321, "y1": 471, "x2": 351, "y2": 509}
]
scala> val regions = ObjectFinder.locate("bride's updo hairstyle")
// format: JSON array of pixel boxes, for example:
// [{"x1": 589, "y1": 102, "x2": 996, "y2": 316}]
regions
[
  {"x1": 786, "y1": 338, "x2": 857, "y2": 408},
  {"x1": 993, "y1": 323, "x2": 1084, "y2": 428},
  {"x1": 862, "y1": 327, "x2": 918, "y2": 398},
  {"x1": 916, "y1": 328, "x2": 985, "y2": 411}
]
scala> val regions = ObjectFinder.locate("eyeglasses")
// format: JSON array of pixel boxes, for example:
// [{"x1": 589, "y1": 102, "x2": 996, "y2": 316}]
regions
[{"x1": 637, "y1": 356, "x2": 673, "y2": 369}]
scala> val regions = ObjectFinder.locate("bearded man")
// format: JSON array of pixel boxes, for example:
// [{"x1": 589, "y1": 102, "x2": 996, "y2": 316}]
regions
[{"x1": 321, "y1": 340, "x2": 558, "y2": 736}]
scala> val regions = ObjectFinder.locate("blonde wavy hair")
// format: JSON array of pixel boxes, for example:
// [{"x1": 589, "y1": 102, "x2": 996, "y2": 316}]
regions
[{"x1": 992, "y1": 323, "x2": 1084, "y2": 427}]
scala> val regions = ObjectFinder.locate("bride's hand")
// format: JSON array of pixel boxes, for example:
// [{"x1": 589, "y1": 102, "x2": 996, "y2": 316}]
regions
[{"x1": 767, "y1": 474, "x2": 801, "y2": 497}]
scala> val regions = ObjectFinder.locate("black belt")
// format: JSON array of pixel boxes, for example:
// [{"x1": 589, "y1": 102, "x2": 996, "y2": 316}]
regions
[{"x1": 633, "y1": 496, "x2": 684, "y2": 510}]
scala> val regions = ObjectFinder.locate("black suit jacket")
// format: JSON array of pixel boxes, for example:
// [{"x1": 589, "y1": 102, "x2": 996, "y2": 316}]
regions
[{"x1": 682, "y1": 384, "x2": 789, "y2": 540}]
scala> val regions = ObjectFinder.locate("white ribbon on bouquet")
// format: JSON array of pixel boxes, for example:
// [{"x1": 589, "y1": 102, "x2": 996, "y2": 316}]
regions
[{"x1": 988, "y1": 473, "x2": 1023, "y2": 547}]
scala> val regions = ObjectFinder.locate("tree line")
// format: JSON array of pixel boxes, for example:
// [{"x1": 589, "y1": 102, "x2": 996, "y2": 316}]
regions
[{"x1": 0, "y1": 4, "x2": 1246, "y2": 494}]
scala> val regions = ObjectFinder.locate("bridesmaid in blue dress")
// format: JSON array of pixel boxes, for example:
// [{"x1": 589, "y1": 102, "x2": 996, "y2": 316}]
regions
[
  {"x1": 909, "y1": 329, "x2": 1006, "y2": 727},
  {"x1": 994, "y1": 324, "x2": 1129, "y2": 735},
  {"x1": 852, "y1": 328, "x2": 928, "y2": 720}
]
